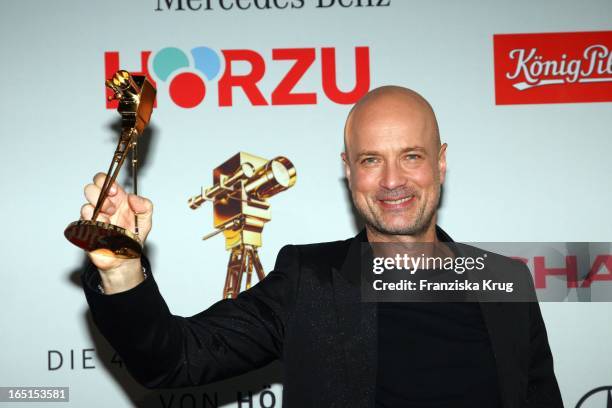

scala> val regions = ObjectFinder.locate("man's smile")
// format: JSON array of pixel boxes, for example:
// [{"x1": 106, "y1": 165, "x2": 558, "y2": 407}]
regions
[{"x1": 377, "y1": 194, "x2": 416, "y2": 209}]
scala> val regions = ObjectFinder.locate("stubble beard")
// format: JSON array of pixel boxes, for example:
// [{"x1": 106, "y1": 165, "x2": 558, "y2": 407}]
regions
[{"x1": 352, "y1": 189, "x2": 439, "y2": 238}]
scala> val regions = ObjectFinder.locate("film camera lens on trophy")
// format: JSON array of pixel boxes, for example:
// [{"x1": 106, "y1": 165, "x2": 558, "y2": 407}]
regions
[
  {"x1": 188, "y1": 153, "x2": 297, "y2": 299},
  {"x1": 64, "y1": 70, "x2": 156, "y2": 258}
]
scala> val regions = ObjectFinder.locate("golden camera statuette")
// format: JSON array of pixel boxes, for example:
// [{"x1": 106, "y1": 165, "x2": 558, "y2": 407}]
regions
[
  {"x1": 64, "y1": 70, "x2": 156, "y2": 258},
  {"x1": 189, "y1": 152, "x2": 297, "y2": 298}
]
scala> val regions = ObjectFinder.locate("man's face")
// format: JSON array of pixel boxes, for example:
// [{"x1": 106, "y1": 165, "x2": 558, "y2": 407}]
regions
[{"x1": 342, "y1": 102, "x2": 446, "y2": 238}]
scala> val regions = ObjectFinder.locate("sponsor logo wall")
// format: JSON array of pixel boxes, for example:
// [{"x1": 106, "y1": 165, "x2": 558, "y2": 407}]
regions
[{"x1": 1, "y1": 1, "x2": 611, "y2": 407}]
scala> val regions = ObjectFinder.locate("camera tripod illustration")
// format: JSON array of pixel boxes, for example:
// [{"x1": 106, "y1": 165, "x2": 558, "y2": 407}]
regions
[{"x1": 188, "y1": 152, "x2": 296, "y2": 299}]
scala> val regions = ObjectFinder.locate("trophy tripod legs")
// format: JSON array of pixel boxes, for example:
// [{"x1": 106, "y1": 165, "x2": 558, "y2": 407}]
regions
[
  {"x1": 223, "y1": 245, "x2": 266, "y2": 299},
  {"x1": 64, "y1": 128, "x2": 142, "y2": 258},
  {"x1": 93, "y1": 129, "x2": 137, "y2": 222},
  {"x1": 131, "y1": 138, "x2": 140, "y2": 236}
]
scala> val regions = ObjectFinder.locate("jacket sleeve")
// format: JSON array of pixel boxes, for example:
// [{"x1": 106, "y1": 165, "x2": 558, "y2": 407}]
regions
[
  {"x1": 525, "y1": 298, "x2": 564, "y2": 407},
  {"x1": 81, "y1": 245, "x2": 299, "y2": 388}
]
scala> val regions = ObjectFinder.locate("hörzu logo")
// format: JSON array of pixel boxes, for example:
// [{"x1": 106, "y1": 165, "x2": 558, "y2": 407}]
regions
[{"x1": 105, "y1": 46, "x2": 371, "y2": 108}]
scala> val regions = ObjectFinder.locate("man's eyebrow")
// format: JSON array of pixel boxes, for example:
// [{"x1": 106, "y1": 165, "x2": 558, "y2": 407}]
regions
[
  {"x1": 354, "y1": 146, "x2": 427, "y2": 159},
  {"x1": 355, "y1": 151, "x2": 381, "y2": 158},
  {"x1": 401, "y1": 146, "x2": 427, "y2": 153}
]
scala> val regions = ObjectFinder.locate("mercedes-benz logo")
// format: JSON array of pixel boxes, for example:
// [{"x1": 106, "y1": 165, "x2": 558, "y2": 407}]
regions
[{"x1": 576, "y1": 386, "x2": 612, "y2": 408}]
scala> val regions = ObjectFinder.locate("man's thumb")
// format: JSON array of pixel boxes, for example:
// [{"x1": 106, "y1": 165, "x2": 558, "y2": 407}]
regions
[{"x1": 128, "y1": 194, "x2": 153, "y2": 218}]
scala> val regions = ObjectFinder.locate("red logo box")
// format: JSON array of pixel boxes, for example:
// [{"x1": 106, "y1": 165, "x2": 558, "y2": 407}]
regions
[{"x1": 493, "y1": 31, "x2": 612, "y2": 105}]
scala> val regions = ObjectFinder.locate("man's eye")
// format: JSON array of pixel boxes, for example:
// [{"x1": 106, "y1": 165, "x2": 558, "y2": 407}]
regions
[
  {"x1": 361, "y1": 157, "x2": 379, "y2": 165},
  {"x1": 405, "y1": 154, "x2": 420, "y2": 161}
]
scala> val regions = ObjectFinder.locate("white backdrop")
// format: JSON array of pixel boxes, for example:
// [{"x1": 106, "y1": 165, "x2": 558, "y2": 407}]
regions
[{"x1": 1, "y1": 0, "x2": 612, "y2": 406}]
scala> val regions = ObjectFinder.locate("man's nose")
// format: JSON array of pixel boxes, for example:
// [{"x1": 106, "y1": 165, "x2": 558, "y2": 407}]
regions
[{"x1": 380, "y1": 162, "x2": 406, "y2": 190}]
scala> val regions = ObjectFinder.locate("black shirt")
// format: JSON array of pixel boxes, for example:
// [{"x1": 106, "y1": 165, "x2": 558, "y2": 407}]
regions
[{"x1": 375, "y1": 301, "x2": 501, "y2": 407}]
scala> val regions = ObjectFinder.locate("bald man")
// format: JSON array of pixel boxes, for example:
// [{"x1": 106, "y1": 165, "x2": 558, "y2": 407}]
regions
[
  {"x1": 81, "y1": 86, "x2": 563, "y2": 407},
  {"x1": 342, "y1": 86, "x2": 445, "y2": 242}
]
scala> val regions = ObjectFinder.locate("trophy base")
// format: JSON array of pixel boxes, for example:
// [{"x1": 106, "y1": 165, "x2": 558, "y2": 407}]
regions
[{"x1": 64, "y1": 220, "x2": 142, "y2": 259}]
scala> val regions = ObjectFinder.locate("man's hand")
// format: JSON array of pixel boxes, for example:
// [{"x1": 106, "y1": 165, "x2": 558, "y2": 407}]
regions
[{"x1": 80, "y1": 172, "x2": 154, "y2": 294}]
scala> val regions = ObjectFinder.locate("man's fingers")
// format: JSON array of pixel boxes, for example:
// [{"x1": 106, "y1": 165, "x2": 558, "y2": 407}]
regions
[
  {"x1": 79, "y1": 203, "x2": 110, "y2": 224},
  {"x1": 80, "y1": 203, "x2": 93, "y2": 220},
  {"x1": 93, "y1": 172, "x2": 121, "y2": 196},
  {"x1": 128, "y1": 194, "x2": 153, "y2": 216},
  {"x1": 97, "y1": 213, "x2": 111, "y2": 224},
  {"x1": 84, "y1": 183, "x2": 116, "y2": 213}
]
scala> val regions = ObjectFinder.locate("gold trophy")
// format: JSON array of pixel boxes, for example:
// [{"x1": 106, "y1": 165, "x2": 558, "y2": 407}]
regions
[
  {"x1": 188, "y1": 152, "x2": 297, "y2": 298},
  {"x1": 64, "y1": 70, "x2": 156, "y2": 258}
]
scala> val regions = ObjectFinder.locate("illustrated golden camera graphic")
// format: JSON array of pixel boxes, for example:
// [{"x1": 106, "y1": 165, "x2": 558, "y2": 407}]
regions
[{"x1": 188, "y1": 152, "x2": 296, "y2": 299}]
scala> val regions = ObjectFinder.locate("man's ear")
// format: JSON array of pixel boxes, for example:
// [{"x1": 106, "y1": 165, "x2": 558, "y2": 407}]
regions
[
  {"x1": 341, "y1": 151, "x2": 352, "y2": 189},
  {"x1": 438, "y1": 143, "x2": 447, "y2": 184}
]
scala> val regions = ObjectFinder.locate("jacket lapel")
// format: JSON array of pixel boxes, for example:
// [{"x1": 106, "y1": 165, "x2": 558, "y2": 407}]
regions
[
  {"x1": 478, "y1": 301, "x2": 514, "y2": 406},
  {"x1": 457, "y1": 243, "x2": 517, "y2": 407},
  {"x1": 332, "y1": 230, "x2": 377, "y2": 407}
]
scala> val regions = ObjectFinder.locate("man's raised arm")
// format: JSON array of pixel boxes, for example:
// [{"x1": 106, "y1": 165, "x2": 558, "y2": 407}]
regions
[{"x1": 78, "y1": 173, "x2": 297, "y2": 387}]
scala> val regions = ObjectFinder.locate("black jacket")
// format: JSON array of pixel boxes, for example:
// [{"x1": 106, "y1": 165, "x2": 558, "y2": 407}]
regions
[{"x1": 83, "y1": 228, "x2": 563, "y2": 407}]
